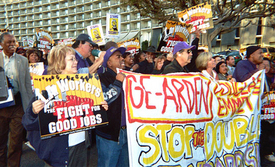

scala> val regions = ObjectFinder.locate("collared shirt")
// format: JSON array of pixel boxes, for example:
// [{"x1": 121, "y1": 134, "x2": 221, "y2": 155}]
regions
[
  {"x1": 227, "y1": 65, "x2": 235, "y2": 75},
  {"x1": 74, "y1": 50, "x2": 90, "y2": 74},
  {"x1": 3, "y1": 52, "x2": 19, "y2": 95}
]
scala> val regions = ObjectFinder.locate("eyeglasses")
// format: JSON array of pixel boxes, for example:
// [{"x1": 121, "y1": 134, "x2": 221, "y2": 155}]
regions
[{"x1": 84, "y1": 43, "x2": 93, "y2": 47}]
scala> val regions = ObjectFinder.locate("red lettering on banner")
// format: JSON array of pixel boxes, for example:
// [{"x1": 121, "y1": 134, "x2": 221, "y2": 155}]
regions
[
  {"x1": 140, "y1": 76, "x2": 156, "y2": 109},
  {"x1": 128, "y1": 75, "x2": 143, "y2": 108},
  {"x1": 162, "y1": 78, "x2": 178, "y2": 114}
]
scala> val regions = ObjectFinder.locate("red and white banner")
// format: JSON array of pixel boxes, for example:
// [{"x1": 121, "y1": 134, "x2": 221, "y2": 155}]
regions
[{"x1": 121, "y1": 70, "x2": 264, "y2": 166}]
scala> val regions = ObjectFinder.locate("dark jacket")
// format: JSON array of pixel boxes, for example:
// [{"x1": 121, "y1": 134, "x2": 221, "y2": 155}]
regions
[
  {"x1": 22, "y1": 95, "x2": 69, "y2": 167},
  {"x1": 96, "y1": 68, "x2": 123, "y2": 142},
  {"x1": 162, "y1": 59, "x2": 189, "y2": 74},
  {"x1": 233, "y1": 60, "x2": 258, "y2": 82},
  {"x1": 135, "y1": 60, "x2": 154, "y2": 74}
]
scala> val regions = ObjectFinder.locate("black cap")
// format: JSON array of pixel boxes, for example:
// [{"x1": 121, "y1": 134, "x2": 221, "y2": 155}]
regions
[
  {"x1": 144, "y1": 46, "x2": 156, "y2": 53},
  {"x1": 76, "y1": 34, "x2": 97, "y2": 46},
  {"x1": 246, "y1": 46, "x2": 261, "y2": 58}
]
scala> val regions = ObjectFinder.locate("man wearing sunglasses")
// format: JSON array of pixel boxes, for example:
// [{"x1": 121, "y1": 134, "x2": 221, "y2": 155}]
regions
[
  {"x1": 72, "y1": 34, "x2": 105, "y2": 75},
  {"x1": 162, "y1": 41, "x2": 196, "y2": 74}
]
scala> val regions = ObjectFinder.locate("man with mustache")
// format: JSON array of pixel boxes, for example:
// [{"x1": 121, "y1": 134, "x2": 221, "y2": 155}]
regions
[{"x1": 0, "y1": 32, "x2": 32, "y2": 167}]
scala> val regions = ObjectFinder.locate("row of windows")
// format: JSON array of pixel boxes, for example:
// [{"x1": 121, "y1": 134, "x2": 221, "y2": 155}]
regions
[
  {"x1": 5, "y1": 12, "x2": 141, "y2": 22},
  {"x1": 5, "y1": 6, "x2": 132, "y2": 18},
  {"x1": 4, "y1": 1, "x2": 127, "y2": 11},
  {"x1": 8, "y1": 21, "x2": 150, "y2": 30}
]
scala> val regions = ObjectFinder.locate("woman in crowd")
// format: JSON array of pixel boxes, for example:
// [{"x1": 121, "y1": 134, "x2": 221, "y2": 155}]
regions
[
  {"x1": 152, "y1": 55, "x2": 166, "y2": 74},
  {"x1": 122, "y1": 52, "x2": 134, "y2": 71},
  {"x1": 22, "y1": 45, "x2": 108, "y2": 166},
  {"x1": 16, "y1": 47, "x2": 26, "y2": 57},
  {"x1": 26, "y1": 49, "x2": 41, "y2": 63},
  {"x1": 132, "y1": 51, "x2": 154, "y2": 74},
  {"x1": 195, "y1": 52, "x2": 219, "y2": 80},
  {"x1": 215, "y1": 61, "x2": 234, "y2": 81}
]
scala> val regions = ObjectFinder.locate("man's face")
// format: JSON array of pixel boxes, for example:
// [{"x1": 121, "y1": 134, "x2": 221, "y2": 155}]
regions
[
  {"x1": 178, "y1": 49, "x2": 192, "y2": 65},
  {"x1": 79, "y1": 41, "x2": 92, "y2": 58},
  {"x1": 250, "y1": 49, "x2": 264, "y2": 65},
  {"x1": 1, "y1": 34, "x2": 16, "y2": 56},
  {"x1": 107, "y1": 51, "x2": 124, "y2": 72},
  {"x1": 227, "y1": 56, "x2": 235, "y2": 66},
  {"x1": 146, "y1": 52, "x2": 154, "y2": 59},
  {"x1": 215, "y1": 57, "x2": 221, "y2": 64}
]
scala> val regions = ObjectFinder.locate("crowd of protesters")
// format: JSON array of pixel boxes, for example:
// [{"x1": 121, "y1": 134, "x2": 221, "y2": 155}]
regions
[{"x1": 0, "y1": 29, "x2": 275, "y2": 167}]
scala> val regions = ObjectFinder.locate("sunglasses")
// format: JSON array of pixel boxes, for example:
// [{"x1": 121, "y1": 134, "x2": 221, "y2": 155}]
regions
[{"x1": 186, "y1": 50, "x2": 192, "y2": 54}]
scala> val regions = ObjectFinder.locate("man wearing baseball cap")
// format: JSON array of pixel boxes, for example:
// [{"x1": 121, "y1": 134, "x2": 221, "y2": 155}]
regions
[
  {"x1": 72, "y1": 34, "x2": 105, "y2": 74},
  {"x1": 96, "y1": 46, "x2": 129, "y2": 166},
  {"x1": 162, "y1": 41, "x2": 195, "y2": 74},
  {"x1": 233, "y1": 45, "x2": 264, "y2": 82}
]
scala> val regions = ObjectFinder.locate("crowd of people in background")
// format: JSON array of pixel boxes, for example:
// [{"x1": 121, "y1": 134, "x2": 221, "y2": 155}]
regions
[{"x1": 1, "y1": 29, "x2": 275, "y2": 167}]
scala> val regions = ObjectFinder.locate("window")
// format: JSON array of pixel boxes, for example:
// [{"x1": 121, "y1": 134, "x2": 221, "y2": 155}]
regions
[
  {"x1": 39, "y1": 14, "x2": 42, "y2": 19},
  {"x1": 117, "y1": 7, "x2": 120, "y2": 13},
  {"x1": 137, "y1": 13, "x2": 140, "y2": 19},
  {"x1": 48, "y1": 27, "x2": 51, "y2": 31},
  {"x1": 65, "y1": 25, "x2": 68, "y2": 29},
  {"x1": 90, "y1": 21, "x2": 93, "y2": 25},
  {"x1": 65, "y1": 9, "x2": 68, "y2": 14},
  {"x1": 108, "y1": 1, "x2": 110, "y2": 6},
  {"x1": 56, "y1": 11, "x2": 59, "y2": 16},
  {"x1": 90, "y1": 13, "x2": 93, "y2": 17},
  {"x1": 137, "y1": 22, "x2": 140, "y2": 29},
  {"x1": 57, "y1": 18, "x2": 59, "y2": 23},
  {"x1": 48, "y1": 13, "x2": 51, "y2": 17},
  {"x1": 65, "y1": 17, "x2": 68, "y2": 22},
  {"x1": 127, "y1": 24, "x2": 130, "y2": 30},
  {"x1": 148, "y1": 21, "x2": 151, "y2": 27},
  {"x1": 39, "y1": 7, "x2": 42, "y2": 11},
  {"x1": 57, "y1": 33, "x2": 60, "y2": 38},
  {"x1": 56, "y1": 4, "x2": 59, "y2": 8},
  {"x1": 127, "y1": 6, "x2": 130, "y2": 11},
  {"x1": 57, "y1": 26, "x2": 60, "y2": 30},
  {"x1": 47, "y1": 6, "x2": 50, "y2": 10},
  {"x1": 127, "y1": 15, "x2": 130, "y2": 21},
  {"x1": 40, "y1": 21, "x2": 42, "y2": 26},
  {"x1": 99, "y1": 11, "x2": 101, "y2": 16},
  {"x1": 90, "y1": 4, "x2": 93, "y2": 10},
  {"x1": 48, "y1": 20, "x2": 51, "y2": 24},
  {"x1": 98, "y1": 3, "x2": 101, "y2": 8},
  {"x1": 65, "y1": 32, "x2": 68, "y2": 37}
]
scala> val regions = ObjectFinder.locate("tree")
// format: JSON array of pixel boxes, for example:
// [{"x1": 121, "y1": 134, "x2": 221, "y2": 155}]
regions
[{"x1": 121, "y1": 0, "x2": 275, "y2": 50}]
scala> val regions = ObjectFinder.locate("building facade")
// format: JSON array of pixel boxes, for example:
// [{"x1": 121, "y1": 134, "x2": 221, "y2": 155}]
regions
[{"x1": 0, "y1": 0, "x2": 163, "y2": 46}]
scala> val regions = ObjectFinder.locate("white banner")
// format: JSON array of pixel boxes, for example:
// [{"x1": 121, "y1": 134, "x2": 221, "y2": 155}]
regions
[{"x1": 122, "y1": 70, "x2": 265, "y2": 166}]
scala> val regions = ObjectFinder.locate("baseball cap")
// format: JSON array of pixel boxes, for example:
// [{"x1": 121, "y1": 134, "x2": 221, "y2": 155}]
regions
[
  {"x1": 75, "y1": 34, "x2": 97, "y2": 46},
  {"x1": 173, "y1": 42, "x2": 195, "y2": 55},
  {"x1": 102, "y1": 46, "x2": 126, "y2": 68}
]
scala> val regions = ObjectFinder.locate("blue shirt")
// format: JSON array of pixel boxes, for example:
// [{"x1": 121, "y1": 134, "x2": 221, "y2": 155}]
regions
[
  {"x1": 74, "y1": 50, "x2": 90, "y2": 74},
  {"x1": 233, "y1": 60, "x2": 258, "y2": 82}
]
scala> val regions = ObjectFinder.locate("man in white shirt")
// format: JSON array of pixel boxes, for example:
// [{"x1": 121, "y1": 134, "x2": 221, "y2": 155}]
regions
[
  {"x1": 0, "y1": 32, "x2": 32, "y2": 167},
  {"x1": 226, "y1": 55, "x2": 235, "y2": 75}
]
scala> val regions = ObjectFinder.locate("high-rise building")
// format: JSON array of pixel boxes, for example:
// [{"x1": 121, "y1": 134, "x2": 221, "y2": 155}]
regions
[{"x1": 0, "y1": 0, "x2": 163, "y2": 45}]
